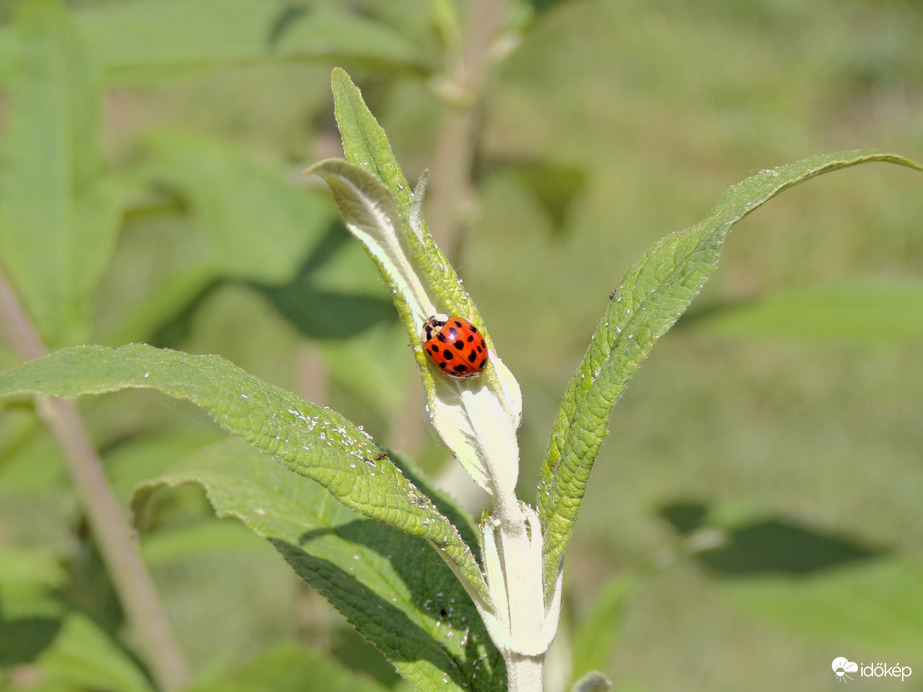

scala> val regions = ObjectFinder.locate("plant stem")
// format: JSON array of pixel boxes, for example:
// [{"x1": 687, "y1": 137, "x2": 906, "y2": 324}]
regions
[
  {"x1": 0, "y1": 269, "x2": 191, "y2": 691},
  {"x1": 429, "y1": 106, "x2": 480, "y2": 264},
  {"x1": 396, "y1": 0, "x2": 516, "y2": 469},
  {"x1": 498, "y1": 519, "x2": 547, "y2": 690},
  {"x1": 428, "y1": 0, "x2": 511, "y2": 262},
  {"x1": 506, "y1": 652, "x2": 545, "y2": 692},
  {"x1": 485, "y1": 501, "x2": 558, "y2": 691}
]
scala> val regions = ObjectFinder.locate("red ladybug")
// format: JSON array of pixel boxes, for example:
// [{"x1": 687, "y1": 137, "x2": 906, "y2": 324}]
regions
[{"x1": 421, "y1": 314, "x2": 488, "y2": 379}]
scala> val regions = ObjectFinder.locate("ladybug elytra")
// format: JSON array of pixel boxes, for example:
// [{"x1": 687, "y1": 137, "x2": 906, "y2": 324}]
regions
[{"x1": 421, "y1": 314, "x2": 488, "y2": 379}]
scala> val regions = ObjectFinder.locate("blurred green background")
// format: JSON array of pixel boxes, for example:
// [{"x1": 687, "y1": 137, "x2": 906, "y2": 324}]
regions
[{"x1": 1, "y1": 0, "x2": 922, "y2": 690}]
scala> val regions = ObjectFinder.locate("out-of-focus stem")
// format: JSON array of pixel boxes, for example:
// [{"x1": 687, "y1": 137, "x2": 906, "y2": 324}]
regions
[
  {"x1": 427, "y1": 0, "x2": 511, "y2": 263},
  {"x1": 397, "y1": 0, "x2": 514, "y2": 461},
  {"x1": 0, "y1": 269, "x2": 191, "y2": 692}
]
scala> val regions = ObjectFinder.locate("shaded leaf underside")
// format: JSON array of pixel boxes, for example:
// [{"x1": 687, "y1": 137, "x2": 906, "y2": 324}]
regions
[{"x1": 133, "y1": 440, "x2": 503, "y2": 691}]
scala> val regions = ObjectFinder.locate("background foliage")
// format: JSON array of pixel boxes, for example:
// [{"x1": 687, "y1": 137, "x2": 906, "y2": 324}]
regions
[{"x1": 0, "y1": 0, "x2": 921, "y2": 691}]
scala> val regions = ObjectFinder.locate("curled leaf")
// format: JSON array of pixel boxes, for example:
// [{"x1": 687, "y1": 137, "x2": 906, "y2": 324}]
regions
[{"x1": 308, "y1": 69, "x2": 523, "y2": 508}]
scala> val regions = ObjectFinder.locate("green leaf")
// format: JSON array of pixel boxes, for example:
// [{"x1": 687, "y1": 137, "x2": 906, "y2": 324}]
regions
[
  {"x1": 426, "y1": 0, "x2": 462, "y2": 59},
  {"x1": 188, "y1": 642, "x2": 391, "y2": 692},
  {"x1": 102, "y1": 267, "x2": 215, "y2": 347},
  {"x1": 0, "y1": 545, "x2": 69, "y2": 665},
  {"x1": 311, "y1": 70, "x2": 523, "y2": 508},
  {"x1": 693, "y1": 279, "x2": 923, "y2": 343},
  {"x1": 309, "y1": 158, "x2": 522, "y2": 503},
  {"x1": 320, "y1": 321, "x2": 411, "y2": 417},
  {"x1": 141, "y1": 129, "x2": 335, "y2": 282},
  {"x1": 0, "y1": 1, "x2": 424, "y2": 86},
  {"x1": 0, "y1": 344, "x2": 491, "y2": 611},
  {"x1": 328, "y1": 68, "x2": 494, "y2": 331},
  {"x1": 570, "y1": 574, "x2": 636, "y2": 677},
  {"x1": 104, "y1": 430, "x2": 224, "y2": 508},
  {"x1": 0, "y1": 546, "x2": 67, "y2": 593},
  {"x1": 330, "y1": 68, "x2": 415, "y2": 218},
  {"x1": 0, "y1": 0, "x2": 119, "y2": 348},
  {"x1": 37, "y1": 612, "x2": 155, "y2": 692},
  {"x1": 134, "y1": 440, "x2": 504, "y2": 691},
  {"x1": 719, "y1": 557, "x2": 923, "y2": 657},
  {"x1": 309, "y1": 159, "x2": 434, "y2": 334},
  {"x1": 139, "y1": 519, "x2": 266, "y2": 565},
  {"x1": 537, "y1": 151, "x2": 923, "y2": 595},
  {"x1": 0, "y1": 547, "x2": 65, "y2": 666}
]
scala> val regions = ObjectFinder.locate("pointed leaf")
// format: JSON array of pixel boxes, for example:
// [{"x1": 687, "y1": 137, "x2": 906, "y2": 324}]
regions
[
  {"x1": 0, "y1": 1, "x2": 424, "y2": 86},
  {"x1": 142, "y1": 129, "x2": 334, "y2": 282},
  {"x1": 538, "y1": 151, "x2": 923, "y2": 594},
  {"x1": 133, "y1": 440, "x2": 504, "y2": 691},
  {"x1": 0, "y1": 344, "x2": 490, "y2": 609},
  {"x1": 310, "y1": 70, "x2": 523, "y2": 509},
  {"x1": 309, "y1": 158, "x2": 521, "y2": 508},
  {"x1": 0, "y1": 0, "x2": 119, "y2": 348},
  {"x1": 310, "y1": 159, "x2": 434, "y2": 327},
  {"x1": 695, "y1": 279, "x2": 923, "y2": 343},
  {"x1": 328, "y1": 68, "x2": 500, "y2": 338}
]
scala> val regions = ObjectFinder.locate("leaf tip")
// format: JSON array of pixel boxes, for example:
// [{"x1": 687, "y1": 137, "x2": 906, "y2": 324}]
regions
[{"x1": 330, "y1": 66, "x2": 354, "y2": 91}]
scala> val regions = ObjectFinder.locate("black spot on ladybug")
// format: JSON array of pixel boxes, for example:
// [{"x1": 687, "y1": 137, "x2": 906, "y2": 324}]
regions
[
  {"x1": 452, "y1": 364, "x2": 468, "y2": 373},
  {"x1": 454, "y1": 339, "x2": 464, "y2": 349},
  {"x1": 442, "y1": 349, "x2": 454, "y2": 360},
  {"x1": 469, "y1": 325, "x2": 478, "y2": 332},
  {"x1": 467, "y1": 351, "x2": 477, "y2": 363},
  {"x1": 437, "y1": 333, "x2": 447, "y2": 343}
]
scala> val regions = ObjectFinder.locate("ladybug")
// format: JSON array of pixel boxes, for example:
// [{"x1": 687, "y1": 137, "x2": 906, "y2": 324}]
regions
[{"x1": 421, "y1": 314, "x2": 488, "y2": 379}]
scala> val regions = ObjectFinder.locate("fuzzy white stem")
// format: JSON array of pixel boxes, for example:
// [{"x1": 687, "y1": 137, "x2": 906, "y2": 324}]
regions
[
  {"x1": 482, "y1": 501, "x2": 563, "y2": 690},
  {"x1": 497, "y1": 505, "x2": 546, "y2": 653},
  {"x1": 505, "y1": 651, "x2": 544, "y2": 692}
]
